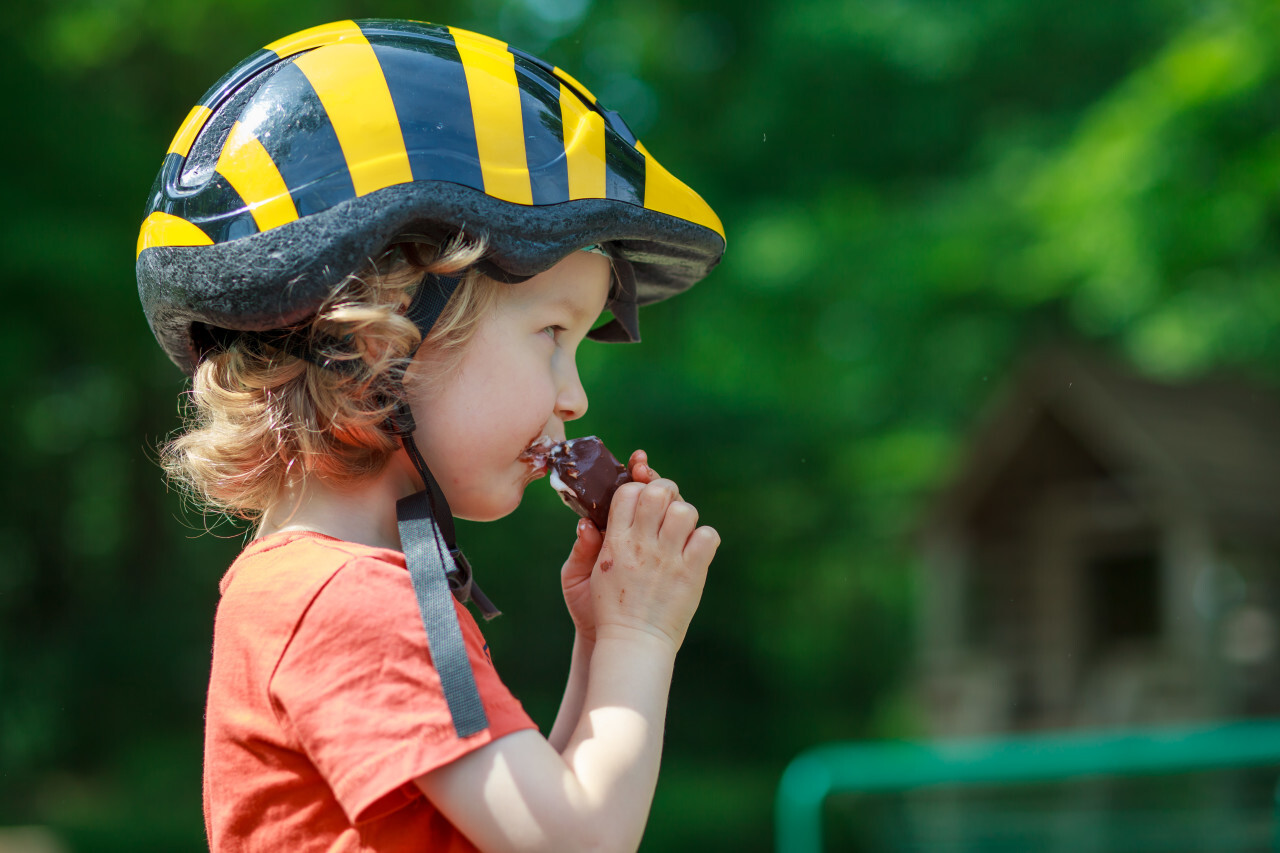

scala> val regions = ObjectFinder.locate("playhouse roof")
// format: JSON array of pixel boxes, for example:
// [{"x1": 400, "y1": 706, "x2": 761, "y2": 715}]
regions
[{"x1": 925, "y1": 348, "x2": 1280, "y2": 544}]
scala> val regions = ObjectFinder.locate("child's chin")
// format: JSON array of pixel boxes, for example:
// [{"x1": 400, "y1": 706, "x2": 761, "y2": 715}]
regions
[{"x1": 456, "y1": 491, "x2": 524, "y2": 523}]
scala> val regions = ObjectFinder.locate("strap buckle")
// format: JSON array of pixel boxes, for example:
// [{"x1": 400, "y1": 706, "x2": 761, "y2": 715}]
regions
[{"x1": 446, "y1": 548, "x2": 501, "y2": 620}]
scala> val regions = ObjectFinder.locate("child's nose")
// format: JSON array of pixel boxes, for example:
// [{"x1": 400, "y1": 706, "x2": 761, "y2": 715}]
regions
[{"x1": 556, "y1": 364, "x2": 589, "y2": 422}]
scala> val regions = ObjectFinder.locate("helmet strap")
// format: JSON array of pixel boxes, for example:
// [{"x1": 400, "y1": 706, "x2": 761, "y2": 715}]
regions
[{"x1": 392, "y1": 272, "x2": 498, "y2": 739}]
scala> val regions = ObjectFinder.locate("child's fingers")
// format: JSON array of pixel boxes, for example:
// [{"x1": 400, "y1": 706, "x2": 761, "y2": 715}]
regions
[
  {"x1": 658, "y1": 500, "x2": 699, "y2": 550},
  {"x1": 631, "y1": 478, "x2": 678, "y2": 534},
  {"x1": 575, "y1": 516, "x2": 603, "y2": 552},
  {"x1": 606, "y1": 480, "x2": 644, "y2": 529},
  {"x1": 627, "y1": 449, "x2": 662, "y2": 484},
  {"x1": 683, "y1": 525, "x2": 721, "y2": 569}
]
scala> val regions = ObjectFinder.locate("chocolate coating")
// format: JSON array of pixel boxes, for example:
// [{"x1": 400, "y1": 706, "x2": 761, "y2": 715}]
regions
[{"x1": 548, "y1": 437, "x2": 632, "y2": 529}]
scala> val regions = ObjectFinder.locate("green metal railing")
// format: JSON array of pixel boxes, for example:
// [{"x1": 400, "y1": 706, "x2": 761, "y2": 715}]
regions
[{"x1": 776, "y1": 719, "x2": 1280, "y2": 852}]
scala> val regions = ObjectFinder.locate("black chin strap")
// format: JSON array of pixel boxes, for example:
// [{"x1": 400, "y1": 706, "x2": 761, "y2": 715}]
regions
[{"x1": 392, "y1": 273, "x2": 499, "y2": 739}]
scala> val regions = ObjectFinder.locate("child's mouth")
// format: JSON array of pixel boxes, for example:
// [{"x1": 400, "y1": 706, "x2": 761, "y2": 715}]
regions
[{"x1": 518, "y1": 435, "x2": 559, "y2": 474}]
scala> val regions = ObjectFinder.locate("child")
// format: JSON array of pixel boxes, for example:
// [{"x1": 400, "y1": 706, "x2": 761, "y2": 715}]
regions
[{"x1": 136, "y1": 18, "x2": 726, "y2": 853}]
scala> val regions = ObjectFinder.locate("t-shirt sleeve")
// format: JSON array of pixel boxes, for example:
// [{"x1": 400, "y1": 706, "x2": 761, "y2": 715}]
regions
[{"x1": 269, "y1": 555, "x2": 538, "y2": 824}]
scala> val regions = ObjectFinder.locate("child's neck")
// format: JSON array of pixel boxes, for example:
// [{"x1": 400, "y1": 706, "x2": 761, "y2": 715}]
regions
[{"x1": 255, "y1": 454, "x2": 417, "y2": 550}]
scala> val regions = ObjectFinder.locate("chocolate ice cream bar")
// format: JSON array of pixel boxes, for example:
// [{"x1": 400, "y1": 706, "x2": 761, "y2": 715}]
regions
[{"x1": 548, "y1": 436, "x2": 632, "y2": 530}]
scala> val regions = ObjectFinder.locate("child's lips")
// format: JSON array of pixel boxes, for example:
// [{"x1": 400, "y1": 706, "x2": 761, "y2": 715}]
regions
[{"x1": 519, "y1": 435, "x2": 559, "y2": 474}]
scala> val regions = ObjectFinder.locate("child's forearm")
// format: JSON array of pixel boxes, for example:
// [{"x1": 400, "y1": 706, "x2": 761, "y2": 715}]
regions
[
  {"x1": 419, "y1": 629, "x2": 679, "y2": 853},
  {"x1": 547, "y1": 631, "x2": 594, "y2": 751},
  {"x1": 555, "y1": 627, "x2": 678, "y2": 849}
]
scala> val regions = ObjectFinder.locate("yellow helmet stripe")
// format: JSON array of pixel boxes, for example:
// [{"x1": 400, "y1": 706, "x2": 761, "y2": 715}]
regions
[
  {"x1": 451, "y1": 28, "x2": 534, "y2": 205},
  {"x1": 560, "y1": 84, "x2": 606, "y2": 201},
  {"x1": 636, "y1": 142, "x2": 726, "y2": 240},
  {"x1": 136, "y1": 211, "x2": 214, "y2": 258},
  {"x1": 265, "y1": 19, "x2": 367, "y2": 59},
  {"x1": 215, "y1": 121, "x2": 300, "y2": 233},
  {"x1": 168, "y1": 105, "x2": 212, "y2": 157},
  {"x1": 294, "y1": 40, "x2": 414, "y2": 198}
]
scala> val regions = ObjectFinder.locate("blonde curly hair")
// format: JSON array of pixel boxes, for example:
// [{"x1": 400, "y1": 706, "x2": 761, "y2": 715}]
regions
[{"x1": 161, "y1": 235, "x2": 500, "y2": 520}]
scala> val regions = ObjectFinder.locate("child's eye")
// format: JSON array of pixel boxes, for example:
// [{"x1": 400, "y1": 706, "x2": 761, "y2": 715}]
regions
[{"x1": 542, "y1": 325, "x2": 564, "y2": 340}]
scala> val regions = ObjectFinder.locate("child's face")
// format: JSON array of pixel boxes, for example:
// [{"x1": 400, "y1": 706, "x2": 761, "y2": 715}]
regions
[{"x1": 407, "y1": 251, "x2": 612, "y2": 521}]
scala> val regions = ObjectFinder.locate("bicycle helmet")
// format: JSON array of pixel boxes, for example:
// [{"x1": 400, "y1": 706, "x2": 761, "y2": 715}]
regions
[{"x1": 137, "y1": 18, "x2": 725, "y2": 374}]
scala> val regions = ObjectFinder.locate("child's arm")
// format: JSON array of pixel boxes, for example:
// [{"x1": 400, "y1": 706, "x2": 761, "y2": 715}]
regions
[
  {"x1": 547, "y1": 518, "x2": 599, "y2": 752},
  {"x1": 416, "y1": 464, "x2": 717, "y2": 853},
  {"x1": 547, "y1": 450, "x2": 660, "y2": 752}
]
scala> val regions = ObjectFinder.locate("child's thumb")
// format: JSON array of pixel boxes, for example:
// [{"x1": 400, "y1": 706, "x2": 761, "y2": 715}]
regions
[{"x1": 562, "y1": 518, "x2": 603, "y2": 582}]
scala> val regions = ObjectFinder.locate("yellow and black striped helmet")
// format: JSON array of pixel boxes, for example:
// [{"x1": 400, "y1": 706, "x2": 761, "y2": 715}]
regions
[{"x1": 137, "y1": 19, "x2": 726, "y2": 373}]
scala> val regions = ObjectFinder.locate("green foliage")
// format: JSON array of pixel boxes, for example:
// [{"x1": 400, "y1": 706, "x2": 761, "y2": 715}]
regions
[{"x1": 3, "y1": 0, "x2": 1280, "y2": 850}]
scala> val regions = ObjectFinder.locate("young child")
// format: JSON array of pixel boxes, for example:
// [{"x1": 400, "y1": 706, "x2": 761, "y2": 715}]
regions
[{"x1": 136, "y1": 19, "x2": 725, "y2": 853}]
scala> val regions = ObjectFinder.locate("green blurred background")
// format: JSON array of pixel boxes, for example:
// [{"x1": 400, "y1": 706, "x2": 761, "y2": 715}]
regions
[{"x1": 4, "y1": 0, "x2": 1280, "y2": 850}]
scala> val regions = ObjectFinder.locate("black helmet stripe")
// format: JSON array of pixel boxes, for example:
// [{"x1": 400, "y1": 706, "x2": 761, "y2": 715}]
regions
[
  {"x1": 605, "y1": 124, "x2": 646, "y2": 206},
  {"x1": 249, "y1": 62, "x2": 357, "y2": 217},
  {"x1": 370, "y1": 34, "x2": 485, "y2": 190},
  {"x1": 511, "y1": 53, "x2": 571, "y2": 205}
]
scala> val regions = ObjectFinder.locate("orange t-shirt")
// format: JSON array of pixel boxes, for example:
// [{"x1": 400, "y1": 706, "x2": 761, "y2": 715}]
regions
[{"x1": 204, "y1": 531, "x2": 537, "y2": 852}]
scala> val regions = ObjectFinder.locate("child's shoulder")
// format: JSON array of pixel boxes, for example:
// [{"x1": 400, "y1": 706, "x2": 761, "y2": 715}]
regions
[
  {"x1": 219, "y1": 531, "x2": 409, "y2": 619},
  {"x1": 212, "y1": 532, "x2": 432, "y2": 665}
]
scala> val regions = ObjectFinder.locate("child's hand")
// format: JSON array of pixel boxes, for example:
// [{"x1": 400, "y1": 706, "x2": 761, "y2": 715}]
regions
[
  {"x1": 560, "y1": 449, "x2": 666, "y2": 644},
  {"x1": 589, "y1": 453, "x2": 719, "y2": 652},
  {"x1": 561, "y1": 518, "x2": 603, "y2": 643}
]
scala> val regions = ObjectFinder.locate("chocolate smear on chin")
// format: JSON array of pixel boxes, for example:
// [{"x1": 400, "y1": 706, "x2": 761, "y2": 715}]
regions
[{"x1": 548, "y1": 437, "x2": 632, "y2": 530}]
